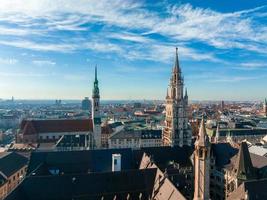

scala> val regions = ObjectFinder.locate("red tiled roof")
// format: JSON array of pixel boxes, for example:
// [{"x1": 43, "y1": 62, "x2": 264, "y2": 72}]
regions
[{"x1": 20, "y1": 119, "x2": 93, "y2": 135}]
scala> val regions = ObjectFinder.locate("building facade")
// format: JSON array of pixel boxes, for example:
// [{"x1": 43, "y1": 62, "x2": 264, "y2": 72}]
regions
[
  {"x1": 109, "y1": 129, "x2": 162, "y2": 149},
  {"x1": 163, "y1": 48, "x2": 191, "y2": 147},
  {"x1": 0, "y1": 152, "x2": 28, "y2": 200},
  {"x1": 16, "y1": 119, "x2": 93, "y2": 144}
]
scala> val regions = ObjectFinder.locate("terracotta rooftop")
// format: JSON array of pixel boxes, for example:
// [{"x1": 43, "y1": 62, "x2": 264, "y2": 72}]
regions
[{"x1": 20, "y1": 119, "x2": 93, "y2": 135}]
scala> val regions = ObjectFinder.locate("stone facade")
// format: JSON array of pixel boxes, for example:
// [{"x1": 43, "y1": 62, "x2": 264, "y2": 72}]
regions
[
  {"x1": 0, "y1": 153, "x2": 28, "y2": 200},
  {"x1": 109, "y1": 129, "x2": 162, "y2": 149},
  {"x1": 163, "y1": 48, "x2": 191, "y2": 147}
]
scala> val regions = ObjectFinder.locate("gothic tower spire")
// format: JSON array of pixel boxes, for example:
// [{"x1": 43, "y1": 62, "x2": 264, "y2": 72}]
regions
[
  {"x1": 194, "y1": 115, "x2": 211, "y2": 200},
  {"x1": 92, "y1": 65, "x2": 101, "y2": 148},
  {"x1": 95, "y1": 65, "x2": 97, "y2": 81},
  {"x1": 93, "y1": 65, "x2": 99, "y2": 98},
  {"x1": 163, "y1": 48, "x2": 192, "y2": 147},
  {"x1": 174, "y1": 47, "x2": 179, "y2": 72}
]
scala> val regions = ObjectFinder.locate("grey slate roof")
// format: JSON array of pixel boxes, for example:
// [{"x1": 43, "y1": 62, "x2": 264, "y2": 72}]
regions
[
  {"x1": 27, "y1": 146, "x2": 194, "y2": 177},
  {"x1": 228, "y1": 179, "x2": 267, "y2": 200},
  {"x1": 215, "y1": 128, "x2": 267, "y2": 137},
  {"x1": 211, "y1": 143, "x2": 238, "y2": 169},
  {"x1": 0, "y1": 152, "x2": 28, "y2": 177},
  {"x1": 6, "y1": 168, "x2": 157, "y2": 200},
  {"x1": 27, "y1": 148, "x2": 138, "y2": 176},
  {"x1": 234, "y1": 142, "x2": 256, "y2": 180}
]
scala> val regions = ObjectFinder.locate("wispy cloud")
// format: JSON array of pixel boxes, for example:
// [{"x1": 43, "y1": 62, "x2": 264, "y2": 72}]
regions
[
  {"x1": 0, "y1": 40, "x2": 77, "y2": 52},
  {"x1": 208, "y1": 76, "x2": 259, "y2": 83},
  {"x1": 33, "y1": 59, "x2": 56, "y2": 66},
  {"x1": 0, "y1": 71, "x2": 48, "y2": 77},
  {"x1": 0, "y1": 57, "x2": 18, "y2": 65},
  {"x1": 107, "y1": 32, "x2": 152, "y2": 43},
  {"x1": 0, "y1": 0, "x2": 266, "y2": 62},
  {"x1": 240, "y1": 62, "x2": 266, "y2": 68},
  {"x1": 187, "y1": 71, "x2": 264, "y2": 83}
]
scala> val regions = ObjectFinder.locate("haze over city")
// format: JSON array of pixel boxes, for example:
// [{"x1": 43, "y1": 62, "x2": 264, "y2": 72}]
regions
[{"x1": 0, "y1": 0, "x2": 266, "y2": 100}]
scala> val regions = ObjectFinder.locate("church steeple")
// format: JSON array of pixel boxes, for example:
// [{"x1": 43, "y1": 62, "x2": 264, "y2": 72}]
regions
[
  {"x1": 173, "y1": 47, "x2": 182, "y2": 73},
  {"x1": 166, "y1": 88, "x2": 169, "y2": 99},
  {"x1": 194, "y1": 114, "x2": 211, "y2": 200},
  {"x1": 93, "y1": 65, "x2": 100, "y2": 98},
  {"x1": 184, "y1": 88, "x2": 188, "y2": 99},
  {"x1": 91, "y1": 65, "x2": 101, "y2": 148},
  {"x1": 163, "y1": 48, "x2": 191, "y2": 147},
  {"x1": 195, "y1": 115, "x2": 210, "y2": 147},
  {"x1": 234, "y1": 142, "x2": 256, "y2": 182},
  {"x1": 215, "y1": 124, "x2": 220, "y2": 143}
]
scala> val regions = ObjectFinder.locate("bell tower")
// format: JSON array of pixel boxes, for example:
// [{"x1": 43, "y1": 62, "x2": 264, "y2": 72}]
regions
[
  {"x1": 92, "y1": 65, "x2": 101, "y2": 148},
  {"x1": 194, "y1": 115, "x2": 211, "y2": 200}
]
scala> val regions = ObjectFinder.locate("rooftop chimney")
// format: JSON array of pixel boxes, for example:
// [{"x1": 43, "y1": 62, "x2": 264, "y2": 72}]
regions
[{"x1": 112, "y1": 154, "x2": 121, "y2": 172}]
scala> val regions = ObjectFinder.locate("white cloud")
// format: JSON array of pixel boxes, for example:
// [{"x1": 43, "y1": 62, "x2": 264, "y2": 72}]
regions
[
  {"x1": 0, "y1": 57, "x2": 18, "y2": 65},
  {"x1": 240, "y1": 62, "x2": 266, "y2": 68},
  {"x1": 107, "y1": 32, "x2": 152, "y2": 43},
  {"x1": 33, "y1": 60, "x2": 56, "y2": 66},
  {"x1": 209, "y1": 76, "x2": 259, "y2": 83},
  {"x1": 0, "y1": 0, "x2": 266, "y2": 61},
  {"x1": 0, "y1": 40, "x2": 77, "y2": 52},
  {"x1": 0, "y1": 72, "x2": 47, "y2": 77}
]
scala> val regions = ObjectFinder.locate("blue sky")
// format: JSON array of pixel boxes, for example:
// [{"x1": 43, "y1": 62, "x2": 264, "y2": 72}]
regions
[{"x1": 0, "y1": 0, "x2": 266, "y2": 100}]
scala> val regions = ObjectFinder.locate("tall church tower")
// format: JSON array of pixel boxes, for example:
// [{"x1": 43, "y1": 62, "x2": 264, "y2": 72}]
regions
[
  {"x1": 194, "y1": 115, "x2": 211, "y2": 200},
  {"x1": 92, "y1": 66, "x2": 101, "y2": 148},
  {"x1": 163, "y1": 48, "x2": 192, "y2": 147}
]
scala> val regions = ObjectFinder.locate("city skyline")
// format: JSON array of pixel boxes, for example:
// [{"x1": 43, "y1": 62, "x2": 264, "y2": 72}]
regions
[{"x1": 0, "y1": 0, "x2": 267, "y2": 100}]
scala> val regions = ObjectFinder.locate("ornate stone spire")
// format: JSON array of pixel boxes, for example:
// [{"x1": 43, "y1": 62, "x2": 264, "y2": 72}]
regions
[
  {"x1": 184, "y1": 88, "x2": 188, "y2": 99},
  {"x1": 215, "y1": 124, "x2": 220, "y2": 143},
  {"x1": 196, "y1": 115, "x2": 210, "y2": 147},
  {"x1": 194, "y1": 114, "x2": 211, "y2": 200},
  {"x1": 174, "y1": 47, "x2": 180, "y2": 73},
  {"x1": 166, "y1": 88, "x2": 169, "y2": 99}
]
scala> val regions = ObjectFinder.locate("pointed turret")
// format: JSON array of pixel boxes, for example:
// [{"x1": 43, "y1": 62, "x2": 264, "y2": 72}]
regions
[
  {"x1": 194, "y1": 114, "x2": 211, "y2": 200},
  {"x1": 92, "y1": 65, "x2": 100, "y2": 98},
  {"x1": 196, "y1": 115, "x2": 210, "y2": 147},
  {"x1": 95, "y1": 65, "x2": 98, "y2": 82},
  {"x1": 166, "y1": 88, "x2": 169, "y2": 99},
  {"x1": 174, "y1": 47, "x2": 180, "y2": 73},
  {"x1": 234, "y1": 142, "x2": 256, "y2": 181},
  {"x1": 215, "y1": 124, "x2": 220, "y2": 143},
  {"x1": 184, "y1": 88, "x2": 188, "y2": 99}
]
